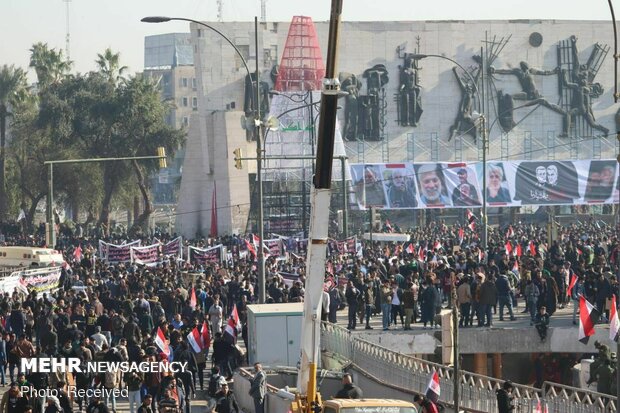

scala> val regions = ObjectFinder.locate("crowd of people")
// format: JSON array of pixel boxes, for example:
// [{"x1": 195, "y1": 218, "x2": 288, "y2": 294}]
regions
[{"x1": 0, "y1": 215, "x2": 616, "y2": 412}]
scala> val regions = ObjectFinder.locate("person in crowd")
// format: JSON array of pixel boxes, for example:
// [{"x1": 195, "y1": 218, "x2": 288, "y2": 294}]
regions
[
  {"x1": 335, "y1": 373, "x2": 363, "y2": 399},
  {"x1": 214, "y1": 381, "x2": 239, "y2": 413},
  {"x1": 249, "y1": 362, "x2": 267, "y2": 413},
  {"x1": 496, "y1": 380, "x2": 515, "y2": 413},
  {"x1": 534, "y1": 305, "x2": 551, "y2": 342}
]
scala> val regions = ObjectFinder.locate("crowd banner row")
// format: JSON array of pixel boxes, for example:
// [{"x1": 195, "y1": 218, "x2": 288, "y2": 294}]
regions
[
  {"x1": 0, "y1": 266, "x2": 62, "y2": 296},
  {"x1": 350, "y1": 159, "x2": 619, "y2": 209},
  {"x1": 98, "y1": 237, "x2": 183, "y2": 264},
  {"x1": 188, "y1": 245, "x2": 224, "y2": 265}
]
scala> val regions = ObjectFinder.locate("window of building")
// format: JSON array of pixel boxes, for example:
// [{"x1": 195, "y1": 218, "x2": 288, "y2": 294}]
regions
[
  {"x1": 197, "y1": 29, "x2": 203, "y2": 37},
  {"x1": 182, "y1": 117, "x2": 189, "y2": 127},
  {"x1": 192, "y1": 97, "x2": 198, "y2": 109},
  {"x1": 192, "y1": 78, "x2": 197, "y2": 89},
  {"x1": 181, "y1": 78, "x2": 188, "y2": 87},
  {"x1": 182, "y1": 97, "x2": 188, "y2": 107}
]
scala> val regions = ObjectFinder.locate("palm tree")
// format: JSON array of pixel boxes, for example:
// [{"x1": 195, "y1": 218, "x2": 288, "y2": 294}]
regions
[
  {"x1": 29, "y1": 42, "x2": 72, "y2": 90},
  {"x1": 95, "y1": 48, "x2": 128, "y2": 84},
  {"x1": 0, "y1": 65, "x2": 28, "y2": 220}
]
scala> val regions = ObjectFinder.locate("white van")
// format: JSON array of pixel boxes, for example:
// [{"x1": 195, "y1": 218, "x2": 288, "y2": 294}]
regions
[{"x1": 0, "y1": 246, "x2": 64, "y2": 268}]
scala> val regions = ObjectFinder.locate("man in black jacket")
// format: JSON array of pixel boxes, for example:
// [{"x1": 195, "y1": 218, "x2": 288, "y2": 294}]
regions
[
  {"x1": 496, "y1": 380, "x2": 515, "y2": 413},
  {"x1": 215, "y1": 382, "x2": 239, "y2": 413},
  {"x1": 335, "y1": 373, "x2": 363, "y2": 399}
]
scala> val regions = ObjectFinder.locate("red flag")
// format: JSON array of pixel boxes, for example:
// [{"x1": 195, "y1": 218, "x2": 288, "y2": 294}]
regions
[
  {"x1": 506, "y1": 226, "x2": 514, "y2": 239},
  {"x1": 512, "y1": 260, "x2": 519, "y2": 272},
  {"x1": 458, "y1": 228, "x2": 464, "y2": 241},
  {"x1": 578, "y1": 296, "x2": 600, "y2": 344},
  {"x1": 252, "y1": 234, "x2": 260, "y2": 246},
  {"x1": 478, "y1": 249, "x2": 484, "y2": 263},
  {"x1": 529, "y1": 241, "x2": 537, "y2": 256},
  {"x1": 406, "y1": 243, "x2": 414, "y2": 254},
  {"x1": 566, "y1": 273, "x2": 577, "y2": 298},
  {"x1": 201, "y1": 321, "x2": 211, "y2": 349},
  {"x1": 230, "y1": 304, "x2": 240, "y2": 330},
  {"x1": 425, "y1": 370, "x2": 441, "y2": 403},
  {"x1": 209, "y1": 182, "x2": 218, "y2": 237},
  {"x1": 245, "y1": 239, "x2": 256, "y2": 260},
  {"x1": 385, "y1": 219, "x2": 393, "y2": 233},
  {"x1": 610, "y1": 295, "x2": 619, "y2": 343},
  {"x1": 576, "y1": 248, "x2": 583, "y2": 256},
  {"x1": 73, "y1": 245, "x2": 82, "y2": 262},
  {"x1": 515, "y1": 244, "x2": 523, "y2": 257},
  {"x1": 190, "y1": 287, "x2": 197, "y2": 308},
  {"x1": 505, "y1": 241, "x2": 513, "y2": 256},
  {"x1": 433, "y1": 241, "x2": 442, "y2": 251}
]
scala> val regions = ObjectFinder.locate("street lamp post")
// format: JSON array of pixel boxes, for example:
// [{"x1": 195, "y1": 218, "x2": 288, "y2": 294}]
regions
[
  {"x1": 142, "y1": 15, "x2": 268, "y2": 303},
  {"x1": 45, "y1": 152, "x2": 167, "y2": 248},
  {"x1": 410, "y1": 53, "x2": 487, "y2": 252},
  {"x1": 411, "y1": 53, "x2": 485, "y2": 413}
]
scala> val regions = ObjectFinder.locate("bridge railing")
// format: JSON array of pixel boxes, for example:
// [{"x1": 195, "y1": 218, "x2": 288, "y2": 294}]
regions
[{"x1": 321, "y1": 322, "x2": 617, "y2": 413}]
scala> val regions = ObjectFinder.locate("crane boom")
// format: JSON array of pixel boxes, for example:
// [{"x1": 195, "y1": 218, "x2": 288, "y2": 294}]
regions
[{"x1": 296, "y1": 0, "x2": 344, "y2": 409}]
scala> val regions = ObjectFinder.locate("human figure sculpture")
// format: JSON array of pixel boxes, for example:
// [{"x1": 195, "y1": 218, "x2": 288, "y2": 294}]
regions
[
  {"x1": 362, "y1": 64, "x2": 389, "y2": 140},
  {"x1": 340, "y1": 73, "x2": 362, "y2": 141},
  {"x1": 490, "y1": 62, "x2": 565, "y2": 132},
  {"x1": 449, "y1": 66, "x2": 479, "y2": 143},
  {"x1": 398, "y1": 54, "x2": 423, "y2": 126},
  {"x1": 561, "y1": 69, "x2": 609, "y2": 137}
]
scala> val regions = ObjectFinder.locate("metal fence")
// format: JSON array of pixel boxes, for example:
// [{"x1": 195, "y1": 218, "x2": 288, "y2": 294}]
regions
[{"x1": 321, "y1": 322, "x2": 617, "y2": 413}]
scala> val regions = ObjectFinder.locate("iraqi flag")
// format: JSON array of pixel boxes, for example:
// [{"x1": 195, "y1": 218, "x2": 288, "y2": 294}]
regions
[
  {"x1": 202, "y1": 321, "x2": 211, "y2": 349},
  {"x1": 529, "y1": 241, "x2": 537, "y2": 256},
  {"x1": 610, "y1": 295, "x2": 619, "y2": 343},
  {"x1": 417, "y1": 245, "x2": 426, "y2": 262},
  {"x1": 155, "y1": 327, "x2": 170, "y2": 357},
  {"x1": 406, "y1": 243, "x2": 415, "y2": 254},
  {"x1": 433, "y1": 241, "x2": 442, "y2": 251},
  {"x1": 425, "y1": 370, "x2": 441, "y2": 403},
  {"x1": 478, "y1": 249, "x2": 484, "y2": 263},
  {"x1": 190, "y1": 287, "x2": 197, "y2": 308},
  {"x1": 224, "y1": 304, "x2": 241, "y2": 342},
  {"x1": 506, "y1": 226, "x2": 514, "y2": 239},
  {"x1": 505, "y1": 241, "x2": 513, "y2": 256},
  {"x1": 457, "y1": 228, "x2": 464, "y2": 244},
  {"x1": 187, "y1": 327, "x2": 204, "y2": 353},
  {"x1": 512, "y1": 260, "x2": 519, "y2": 272},
  {"x1": 466, "y1": 209, "x2": 476, "y2": 231},
  {"x1": 578, "y1": 296, "x2": 600, "y2": 344}
]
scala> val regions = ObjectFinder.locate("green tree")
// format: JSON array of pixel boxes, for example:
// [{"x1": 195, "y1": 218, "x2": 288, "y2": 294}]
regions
[
  {"x1": 0, "y1": 64, "x2": 29, "y2": 220},
  {"x1": 29, "y1": 43, "x2": 72, "y2": 90},
  {"x1": 116, "y1": 76, "x2": 184, "y2": 233},
  {"x1": 95, "y1": 48, "x2": 128, "y2": 84}
]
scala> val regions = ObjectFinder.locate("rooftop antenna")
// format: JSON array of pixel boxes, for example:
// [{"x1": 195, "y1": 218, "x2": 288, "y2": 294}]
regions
[
  {"x1": 261, "y1": 0, "x2": 267, "y2": 23},
  {"x1": 217, "y1": 0, "x2": 223, "y2": 22},
  {"x1": 63, "y1": 0, "x2": 71, "y2": 59}
]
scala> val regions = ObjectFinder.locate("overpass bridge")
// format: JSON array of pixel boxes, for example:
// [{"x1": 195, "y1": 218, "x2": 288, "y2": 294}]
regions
[{"x1": 320, "y1": 321, "x2": 617, "y2": 413}]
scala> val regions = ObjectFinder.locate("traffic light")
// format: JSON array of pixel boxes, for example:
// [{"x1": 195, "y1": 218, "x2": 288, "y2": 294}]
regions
[
  {"x1": 157, "y1": 147, "x2": 167, "y2": 169},
  {"x1": 370, "y1": 207, "x2": 381, "y2": 231},
  {"x1": 233, "y1": 148, "x2": 243, "y2": 169}
]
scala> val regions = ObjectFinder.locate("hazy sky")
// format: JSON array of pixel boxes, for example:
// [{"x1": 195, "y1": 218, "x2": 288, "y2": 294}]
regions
[{"x1": 1, "y1": 0, "x2": 616, "y2": 80}]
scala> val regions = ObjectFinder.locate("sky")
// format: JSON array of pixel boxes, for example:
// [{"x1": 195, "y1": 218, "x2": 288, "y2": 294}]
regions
[{"x1": 1, "y1": 0, "x2": 616, "y2": 81}]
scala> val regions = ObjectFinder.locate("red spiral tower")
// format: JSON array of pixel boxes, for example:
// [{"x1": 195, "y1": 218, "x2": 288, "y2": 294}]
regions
[{"x1": 274, "y1": 16, "x2": 325, "y2": 92}]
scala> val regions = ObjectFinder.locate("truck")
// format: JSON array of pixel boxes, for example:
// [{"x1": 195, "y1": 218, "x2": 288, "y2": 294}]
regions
[{"x1": 0, "y1": 246, "x2": 64, "y2": 268}]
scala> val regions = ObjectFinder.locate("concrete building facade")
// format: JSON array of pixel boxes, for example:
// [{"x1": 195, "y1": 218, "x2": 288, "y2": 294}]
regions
[{"x1": 176, "y1": 19, "x2": 619, "y2": 238}]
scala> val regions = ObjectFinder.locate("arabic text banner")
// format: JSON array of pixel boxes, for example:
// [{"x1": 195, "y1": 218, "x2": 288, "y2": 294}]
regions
[{"x1": 350, "y1": 160, "x2": 619, "y2": 209}]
